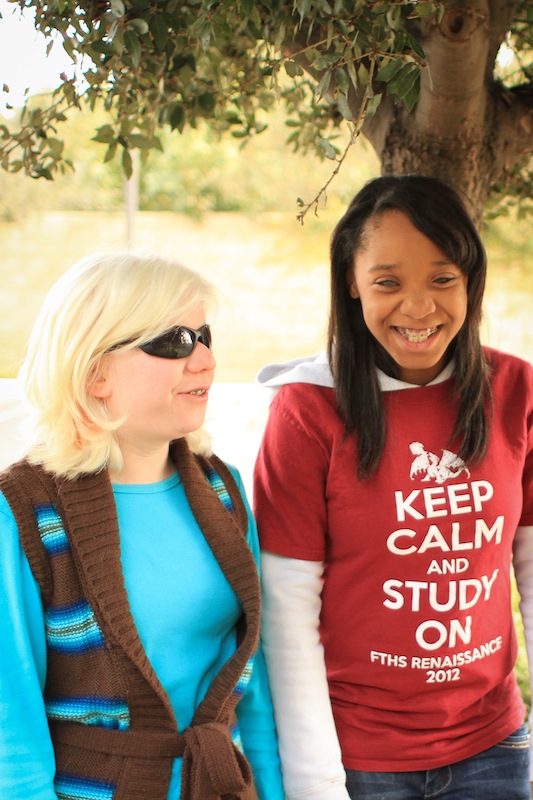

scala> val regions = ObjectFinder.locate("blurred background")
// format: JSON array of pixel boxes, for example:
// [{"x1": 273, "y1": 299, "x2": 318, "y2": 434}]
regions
[
  {"x1": 1, "y1": 0, "x2": 531, "y2": 385},
  {"x1": 1, "y1": 101, "x2": 532, "y2": 382}
]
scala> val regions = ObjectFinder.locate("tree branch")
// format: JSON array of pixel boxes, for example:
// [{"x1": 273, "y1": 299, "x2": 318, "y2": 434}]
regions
[{"x1": 486, "y1": 0, "x2": 521, "y2": 70}]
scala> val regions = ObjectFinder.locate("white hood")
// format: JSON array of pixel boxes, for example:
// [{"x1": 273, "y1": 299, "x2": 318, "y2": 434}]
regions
[
  {"x1": 256, "y1": 351, "x2": 455, "y2": 393},
  {"x1": 256, "y1": 352, "x2": 334, "y2": 389}
]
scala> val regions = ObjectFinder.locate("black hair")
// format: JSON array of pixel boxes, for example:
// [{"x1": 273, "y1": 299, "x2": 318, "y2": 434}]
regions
[{"x1": 328, "y1": 174, "x2": 491, "y2": 479}]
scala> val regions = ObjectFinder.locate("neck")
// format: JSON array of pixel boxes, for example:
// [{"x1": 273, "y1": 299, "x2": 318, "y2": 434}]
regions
[{"x1": 110, "y1": 445, "x2": 175, "y2": 485}]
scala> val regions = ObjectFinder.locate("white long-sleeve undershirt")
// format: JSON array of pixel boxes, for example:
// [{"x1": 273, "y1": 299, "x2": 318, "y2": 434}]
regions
[
  {"x1": 260, "y1": 551, "x2": 350, "y2": 800},
  {"x1": 511, "y1": 525, "x2": 533, "y2": 781}
]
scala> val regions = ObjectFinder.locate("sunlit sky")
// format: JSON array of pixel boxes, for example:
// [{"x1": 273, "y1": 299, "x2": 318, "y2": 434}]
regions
[{"x1": 0, "y1": 0, "x2": 74, "y2": 113}]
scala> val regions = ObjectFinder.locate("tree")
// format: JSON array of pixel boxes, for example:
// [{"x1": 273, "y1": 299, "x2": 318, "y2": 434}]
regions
[{"x1": 1, "y1": 0, "x2": 532, "y2": 224}]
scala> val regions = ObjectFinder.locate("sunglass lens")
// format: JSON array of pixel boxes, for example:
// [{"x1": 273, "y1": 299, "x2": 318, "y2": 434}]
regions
[
  {"x1": 198, "y1": 325, "x2": 212, "y2": 350},
  {"x1": 140, "y1": 325, "x2": 212, "y2": 358}
]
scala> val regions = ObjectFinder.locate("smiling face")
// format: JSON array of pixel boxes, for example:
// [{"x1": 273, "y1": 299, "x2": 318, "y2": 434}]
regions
[
  {"x1": 347, "y1": 210, "x2": 468, "y2": 385},
  {"x1": 91, "y1": 304, "x2": 216, "y2": 470}
]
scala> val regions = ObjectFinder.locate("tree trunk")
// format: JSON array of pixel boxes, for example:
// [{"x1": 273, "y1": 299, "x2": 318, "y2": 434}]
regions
[{"x1": 358, "y1": 0, "x2": 533, "y2": 225}]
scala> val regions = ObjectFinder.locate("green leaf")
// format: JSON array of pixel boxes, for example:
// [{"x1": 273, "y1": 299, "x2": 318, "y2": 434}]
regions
[
  {"x1": 110, "y1": 0, "x2": 126, "y2": 18},
  {"x1": 314, "y1": 54, "x2": 337, "y2": 71},
  {"x1": 239, "y1": 0, "x2": 255, "y2": 15},
  {"x1": 414, "y1": 2, "x2": 438, "y2": 18},
  {"x1": 92, "y1": 124, "x2": 116, "y2": 144},
  {"x1": 150, "y1": 14, "x2": 168, "y2": 53},
  {"x1": 90, "y1": 40, "x2": 116, "y2": 56},
  {"x1": 377, "y1": 57, "x2": 404, "y2": 84},
  {"x1": 285, "y1": 60, "x2": 304, "y2": 78},
  {"x1": 365, "y1": 92, "x2": 383, "y2": 116},
  {"x1": 336, "y1": 91, "x2": 353, "y2": 121},
  {"x1": 295, "y1": 0, "x2": 312, "y2": 23},
  {"x1": 124, "y1": 29, "x2": 142, "y2": 68},
  {"x1": 347, "y1": 61, "x2": 358, "y2": 91},
  {"x1": 129, "y1": 18, "x2": 150, "y2": 35},
  {"x1": 104, "y1": 143, "x2": 117, "y2": 163},
  {"x1": 198, "y1": 92, "x2": 216, "y2": 113},
  {"x1": 357, "y1": 63, "x2": 370, "y2": 86},
  {"x1": 335, "y1": 67, "x2": 349, "y2": 95},
  {"x1": 122, "y1": 148, "x2": 133, "y2": 179},
  {"x1": 315, "y1": 70, "x2": 332, "y2": 99},
  {"x1": 46, "y1": 138, "x2": 64, "y2": 158},
  {"x1": 168, "y1": 103, "x2": 185, "y2": 132},
  {"x1": 402, "y1": 80, "x2": 420, "y2": 112},
  {"x1": 386, "y1": 63, "x2": 415, "y2": 97},
  {"x1": 128, "y1": 134, "x2": 153, "y2": 149},
  {"x1": 393, "y1": 65, "x2": 420, "y2": 102},
  {"x1": 33, "y1": 166, "x2": 53, "y2": 180},
  {"x1": 406, "y1": 34, "x2": 427, "y2": 61},
  {"x1": 317, "y1": 136, "x2": 336, "y2": 160}
]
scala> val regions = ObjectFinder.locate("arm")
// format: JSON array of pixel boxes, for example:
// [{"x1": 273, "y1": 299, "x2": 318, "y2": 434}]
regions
[
  {"x1": 252, "y1": 386, "x2": 350, "y2": 798},
  {"x1": 229, "y1": 467, "x2": 285, "y2": 800},
  {"x1": 512, "y1": 525, "x2": 533, "y2": 787},
  {"x1": 260, "y1": 552, "x2": 350, "y2": 800},
  {"x1": 0, "y1": 497, "x2": 57, "y2": 799},
  {"x1": 236, "y1": 645, "x2": 286, "y2": 800}
]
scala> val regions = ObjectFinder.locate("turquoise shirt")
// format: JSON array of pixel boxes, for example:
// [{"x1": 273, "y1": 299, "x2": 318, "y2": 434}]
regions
[{"x1": 0, "y1": 465, "x2": 284, "y2": 799}]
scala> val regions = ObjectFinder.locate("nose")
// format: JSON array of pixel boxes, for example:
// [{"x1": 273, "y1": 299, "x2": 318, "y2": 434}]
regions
[
  {"x1": 400, "y1": 289, "x2": 436, "y2": 319},
  {"x1": 186, "y1": 341, "x2": 216, "y2": 372}
]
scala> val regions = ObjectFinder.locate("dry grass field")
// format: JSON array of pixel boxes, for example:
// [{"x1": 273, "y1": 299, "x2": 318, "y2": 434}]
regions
[
  {"x1": 1, "y1": 209, "x2": 334, "y2": 380},
  {"x1": 1, "y1": 208, "x2": 532, "y2": 380}
]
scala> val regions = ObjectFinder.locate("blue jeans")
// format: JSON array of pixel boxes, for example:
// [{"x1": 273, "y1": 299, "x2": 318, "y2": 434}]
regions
[{"x1": 345, "y1": 724, "x2": 531, "y2": 799}]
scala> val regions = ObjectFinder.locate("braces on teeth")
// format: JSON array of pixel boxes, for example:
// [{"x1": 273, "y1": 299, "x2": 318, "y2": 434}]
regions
[{"x1": 397, "y1": 327, "x2": 438, "y2": 343}]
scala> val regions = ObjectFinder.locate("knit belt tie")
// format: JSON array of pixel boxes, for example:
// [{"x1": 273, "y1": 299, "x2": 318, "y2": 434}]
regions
[
  {"x1": 49, "y1": 720, "x2": 257, "y2": 800},
  {"x1": 180, "y1": 721, "x2": 256, "y2": 800}
]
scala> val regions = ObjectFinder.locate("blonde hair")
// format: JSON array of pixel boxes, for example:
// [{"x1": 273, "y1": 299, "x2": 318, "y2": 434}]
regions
[{"x1": 19, "y1": 252, "x2": 217, "y2": 478}]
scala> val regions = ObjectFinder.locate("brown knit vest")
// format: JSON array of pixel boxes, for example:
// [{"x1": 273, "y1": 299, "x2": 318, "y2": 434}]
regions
[{"x1": 0, "y1": 438, "x2": 260, "y2": 800}]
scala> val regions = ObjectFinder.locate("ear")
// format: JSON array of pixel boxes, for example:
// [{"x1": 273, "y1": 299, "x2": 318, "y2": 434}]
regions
[
  {"x1": 347, "y1": 269, "x2": 359, "y2": 300},
  {"x1": 87, "y1": 359, "x2": 112, "y2": 398}
]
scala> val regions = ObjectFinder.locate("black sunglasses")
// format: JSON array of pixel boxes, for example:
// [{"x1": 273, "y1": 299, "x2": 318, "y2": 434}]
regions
[{"x1": 138, "y1": 324, "x2": 212, "y2": 359}]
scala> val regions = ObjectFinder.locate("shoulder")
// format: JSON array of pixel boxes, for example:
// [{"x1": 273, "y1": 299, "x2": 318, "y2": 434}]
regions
[
  {"x1": 199, "y1": 451, "x2": 252, "y2": 532},
  {"x1": 201, "y1": 452, "x2": 243, "y2": 493},
  {"x1": 0, "y1": 459, "x2": 45, "y2": 531},
  {"x1": 0, "y1": 489, "x2": 17, "y2": 525},
  {"x1": 270, "y1": 383, "x2": 339, "y2": 425},
  {"x1": 486, "y1": 345, "x2": 532, "y2": 373},
  {"x1": 0, "y1": 489, "x2": 39, "y2": 597},
  {"x1": 223, "y1": 461, "x2": 245, "y2": 495},
  {"x1": 485, "y1": 347, "x2": 533, "y2": 395},
  {"x1": 262, "y1": 384, "x2": 344, "y2": 462}
]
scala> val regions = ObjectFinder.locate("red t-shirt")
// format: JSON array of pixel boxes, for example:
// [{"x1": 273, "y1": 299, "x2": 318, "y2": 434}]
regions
[{"x1": 254, "y1": 348, "x2": 533, "y2": 771}]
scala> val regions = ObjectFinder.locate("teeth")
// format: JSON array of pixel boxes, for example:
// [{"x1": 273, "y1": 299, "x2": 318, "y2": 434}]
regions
[
  {"x1": 189, "y1": 389, "x2": 206, "y2": 396},
  {"x1": 396, "y1": 327, "x2": 438, "y2": 343}
]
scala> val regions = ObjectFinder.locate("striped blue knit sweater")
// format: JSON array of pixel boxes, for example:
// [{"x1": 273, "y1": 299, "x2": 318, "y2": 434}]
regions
[{"x1": 0, "y1": 438, "x2": 261, "y2": 800}]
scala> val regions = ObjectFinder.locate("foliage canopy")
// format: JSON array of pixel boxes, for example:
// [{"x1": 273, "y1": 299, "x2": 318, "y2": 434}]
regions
[{"x1": 1, "y1": 1, "x2": 532, "y2": 221}]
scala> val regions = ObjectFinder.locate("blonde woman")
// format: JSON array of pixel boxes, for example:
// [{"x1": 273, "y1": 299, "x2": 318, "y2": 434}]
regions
[{"x1": 0, "y1": 252, "x2": 284, "y2": 800}]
